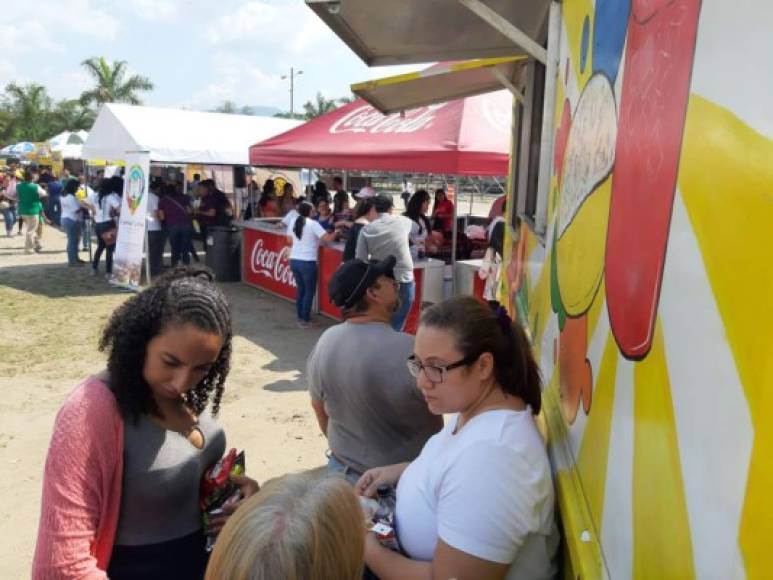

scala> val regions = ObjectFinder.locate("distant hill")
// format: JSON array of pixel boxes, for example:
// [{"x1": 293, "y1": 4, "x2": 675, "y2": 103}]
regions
[{"x1": 243, "y1": 105, "x2": 282, "y2": 117}]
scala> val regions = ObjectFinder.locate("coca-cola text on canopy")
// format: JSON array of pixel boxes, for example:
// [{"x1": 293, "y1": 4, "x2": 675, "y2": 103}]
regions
[{"x1": 329, "y1": 104, "x2": 447, "y2": 135}]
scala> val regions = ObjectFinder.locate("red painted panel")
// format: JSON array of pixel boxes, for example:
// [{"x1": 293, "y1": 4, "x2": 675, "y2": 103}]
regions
[
  {"x1": 472, "y1": 270, "x2": 486, "y2": 300},
  {"x1": 319, "y1": 245, "x2": 344, "y2": 321},
  {"x1": 242, "y1": 228, "x2": 296, "y2": 301},
  {"x1": 605, "y1": 0, "x2": 702, "y2": 359}
]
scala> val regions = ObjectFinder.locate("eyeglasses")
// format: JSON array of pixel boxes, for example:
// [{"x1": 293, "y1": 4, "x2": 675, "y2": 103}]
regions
[{"x1": 406, "y1": 353, "x2": 480, "y2": 384}]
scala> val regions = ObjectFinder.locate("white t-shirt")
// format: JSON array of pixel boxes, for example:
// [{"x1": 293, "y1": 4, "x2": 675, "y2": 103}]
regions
[
  {"x1": 146, "y1": 192, "x2": 161, "y2": 232},
  {"x1": 60, "y1": 195, "x2": 82, "y2": 222},
  {"x1": 89, "y1": 192, "x2": 121, "y2": 224},
  {"x1": 286, "y1": 215, "x2": 326, "y2": 261},
  {"x1": 395, "y1": 409, "x2": 558, "y2": 580},
  {"x1": 281, "y1": 209, "x2": 299, "y2": 227}
]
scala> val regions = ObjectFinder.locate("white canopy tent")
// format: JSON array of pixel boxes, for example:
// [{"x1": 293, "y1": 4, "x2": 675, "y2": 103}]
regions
[
  {"x1": 48, "y1": 130, "x2": 89, "y2": 159},
  {"x1": 82, "y1": 103, "x2": 302, "y2": 165}
]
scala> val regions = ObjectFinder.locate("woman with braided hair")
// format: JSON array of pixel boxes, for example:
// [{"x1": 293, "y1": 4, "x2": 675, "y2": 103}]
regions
[
  {"x1": 33, "y1": 267, "x2": 259, "y2": 580},
  {"x1": 355, "y1": 296, "x2": 558, "y2": 580}
]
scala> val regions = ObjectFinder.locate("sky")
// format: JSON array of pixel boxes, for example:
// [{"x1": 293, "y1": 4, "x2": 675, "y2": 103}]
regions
[{"x1": 1, "y1": 0, "x2": 417, "y2": 113}]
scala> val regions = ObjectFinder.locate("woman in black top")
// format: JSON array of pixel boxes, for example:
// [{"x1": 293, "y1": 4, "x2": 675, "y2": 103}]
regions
[{"x1": 342, "y1": 198, "x2": 376, "y2": 262}]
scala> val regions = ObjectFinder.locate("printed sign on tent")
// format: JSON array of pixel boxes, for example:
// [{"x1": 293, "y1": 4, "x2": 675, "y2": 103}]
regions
[{"x1": 110, "y1": 152, "x2": 150, "y2": 289}]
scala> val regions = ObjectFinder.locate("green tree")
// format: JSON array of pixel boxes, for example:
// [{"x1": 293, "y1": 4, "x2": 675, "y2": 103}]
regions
[
  {"x1": 212, "y1": 101, "x2": 254, "y2": 115},
  {"x1": 50, "y1": 99, "x2": 96, "y2": 134},
  {"x1": 302, "y1": 92, "x2": 339, "y2": 120},
  {"x1": 272, "y1": 111, "x2": 305, "y2": 120},
  {"x1": 1, "y1": 82, "x2": 53, "y2": 143},
  {"x1": 79, "y1": 57, "x2": 154, "y2": 107}
]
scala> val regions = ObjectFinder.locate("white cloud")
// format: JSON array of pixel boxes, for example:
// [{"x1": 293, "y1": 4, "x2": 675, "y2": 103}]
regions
[
  {"x1": 0, "y1": 22, "x2": 63, "y2": 53},
  {"x1": 126, "y1": 0, "x2": 179, "y2": 21},
  {"x1": 208, "y1": 1, "x2": 329, "y2": 54},
  {"x1": 3, "y1": 0, "x2": 118, "y2": 47},
  {"x1": 0, "y1": 59, "x2": 24, "y2": 89},
  {"x1": 180, "y1": 52, "x2": 285, "y2": 110}
]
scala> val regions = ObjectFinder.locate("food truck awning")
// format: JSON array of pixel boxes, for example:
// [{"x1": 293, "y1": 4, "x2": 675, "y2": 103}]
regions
[
  {"x1": 249, "y1": 89, "x2": 512, "y2": 176},
  {"x1": 82, "y1": 103, "x2": 302, "y2": 165},
  {"x1": 306, "y1": 0, "x2": 549, "y2": 65},
  {"x1": 352, "y1": 57, "x2": 527, "y2": 115}
]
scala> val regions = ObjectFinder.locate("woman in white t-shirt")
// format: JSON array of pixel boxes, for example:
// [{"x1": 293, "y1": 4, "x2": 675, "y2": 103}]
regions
[
  {"x1": 88, "y1": 178, "x2": 122, "y2": 276},
  {"x1": 286, "y1": 201, "x2": 337, "y2": 328},
  {"x1": 356, "y1": 296, "x2": 558, "y2": 580}
]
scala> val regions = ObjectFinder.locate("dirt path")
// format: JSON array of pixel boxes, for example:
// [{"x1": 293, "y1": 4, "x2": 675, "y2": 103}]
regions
[{"x1": 0, "y1": 225, "x2": 330, "y2": 578}]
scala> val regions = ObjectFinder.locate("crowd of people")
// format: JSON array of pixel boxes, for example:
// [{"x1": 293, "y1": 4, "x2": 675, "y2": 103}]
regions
[
  {"x1": 267, "y1": 175, "x2": 479, "y2": 333},
  {"x1": 32, "y1": 262, "x2": 558, "y2": 579},
  {"x1": 0, "y1": 163, "x2": 234, "y2": 279}
]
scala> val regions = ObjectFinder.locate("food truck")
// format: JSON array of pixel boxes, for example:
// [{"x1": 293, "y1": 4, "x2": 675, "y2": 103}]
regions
[{"x1": 306, "y1": 0, "x2": 773, "y2": 577}]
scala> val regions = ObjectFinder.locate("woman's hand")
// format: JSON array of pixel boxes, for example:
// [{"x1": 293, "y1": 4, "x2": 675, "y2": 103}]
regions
[
  {"x1": 356, "y1": 462, "x2": 409, "y2": 497},
  {"x1": 206, "y1": 475, "x2": 260, "y2": 535}
]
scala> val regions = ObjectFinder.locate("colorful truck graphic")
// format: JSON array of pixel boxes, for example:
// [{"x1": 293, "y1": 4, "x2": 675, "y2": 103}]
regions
[{"x1": 504, "y1": 1, "x2": 772, "y2": 577}]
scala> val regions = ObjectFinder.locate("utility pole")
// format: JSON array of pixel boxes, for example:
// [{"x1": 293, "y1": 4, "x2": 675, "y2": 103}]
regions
[{"x1": 281, "y1": 67, "x2": 303, "y2": 117}]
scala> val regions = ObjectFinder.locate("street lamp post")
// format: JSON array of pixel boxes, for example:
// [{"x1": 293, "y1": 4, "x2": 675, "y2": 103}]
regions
[{"x1": 281, "y1": 67, "x2": 304, "y2": 117}]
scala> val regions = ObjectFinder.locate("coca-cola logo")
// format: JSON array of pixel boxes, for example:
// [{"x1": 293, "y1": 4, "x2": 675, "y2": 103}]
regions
[
  {"x1": 250, "y1": 239, "x2": 296, "y2": 287},
  {"x1": 329, "y1": 104, "x2": 447, "y2": 135}
]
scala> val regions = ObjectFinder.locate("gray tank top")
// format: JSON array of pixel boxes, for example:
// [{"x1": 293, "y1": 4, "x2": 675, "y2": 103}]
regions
[{"x1": 114, "y1": 411, "x2": 226, "y2": 545}]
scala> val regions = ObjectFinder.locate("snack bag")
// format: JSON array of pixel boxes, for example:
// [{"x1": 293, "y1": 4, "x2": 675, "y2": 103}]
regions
[
  {"x1": 362, "y1": 485, "x2": 400, "y2": 552},
  {"x1": 200, "y1": 449, "x2": 245, "y2": 551}
]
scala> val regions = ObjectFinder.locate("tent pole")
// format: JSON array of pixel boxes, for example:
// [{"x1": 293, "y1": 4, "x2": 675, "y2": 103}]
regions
[
  {"x1": 144, "y1": 223, "x2": 151, "y2": 286},
  {"x1": 85, "y1": 164, "x2": 93, "y2": 263},
  {"x1": 451, "y1": 175, "x2": 459, "y2": 295},
  {"x1": 469, "y1": 177, "x2": 474, "y2": 215}
]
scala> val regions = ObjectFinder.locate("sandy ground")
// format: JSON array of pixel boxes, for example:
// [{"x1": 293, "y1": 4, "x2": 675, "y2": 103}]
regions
[{"x1": 0, "y1": 225, "x2": 332, "y2": 578}]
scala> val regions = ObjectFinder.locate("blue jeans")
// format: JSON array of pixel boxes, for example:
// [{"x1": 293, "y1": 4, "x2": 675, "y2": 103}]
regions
[
  {"x1": 290, "y1": 259, "x2": 317, "y2": 322},
  {"x1": 326, "y1": 453, "x2": 363, "y2": 485},
  {"x1": 47, "y1": 195, "x2": 61, "y2": 226},
  {"x1": 391, "y1": 281, "x2": 416, "y2": 332},
  {"x1": 1, "y1": 206, "x2": 16, "y2": 234},
  {"x1": 61, "y1": 218, "x2": 81, "y2": 265},
  {"x1": 81, "y1": 220, "x2": 90, "y2": 250},
  {"x1": 168, "y1": 224, "x2": 192, "y2": 266}
]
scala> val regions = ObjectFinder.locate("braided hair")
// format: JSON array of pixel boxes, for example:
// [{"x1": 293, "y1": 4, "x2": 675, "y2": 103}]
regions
[
  {"x1": 420, "y1": 296, "x2": 542, "y2": 414},
  {"x1": 99, "y1": 266, "x2": 233, "y2": 422}
]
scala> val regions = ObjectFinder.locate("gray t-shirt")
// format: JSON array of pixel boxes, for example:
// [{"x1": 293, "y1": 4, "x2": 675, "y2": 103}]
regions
[
  {"x1": 308, "y1": 321, "x2": 443, "y2": 473},
  {"x1": 355, "y1": 213, "x2": 415, "y2": 283},
  {"x1": 115, "y1": 411, "x2": 226, "y2": 545}
]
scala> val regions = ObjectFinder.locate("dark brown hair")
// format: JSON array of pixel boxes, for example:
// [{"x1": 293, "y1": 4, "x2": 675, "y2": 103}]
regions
[{"x1": 420, "y1": 296, "x2": 542, "y2": 414}]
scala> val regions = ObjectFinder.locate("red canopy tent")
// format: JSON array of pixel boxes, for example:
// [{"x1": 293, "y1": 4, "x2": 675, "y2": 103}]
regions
[{"x1": 248, "y1": 90, "x2": 512, "y2": 176}]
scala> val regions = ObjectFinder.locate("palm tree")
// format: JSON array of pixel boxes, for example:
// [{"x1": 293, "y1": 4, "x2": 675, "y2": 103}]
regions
[
  {"x1": 79, "y1": 57, "x2": 154, "y2": 107},
  {"x1": 2, "y1": 82, "x2": 53, "y2": 142},
  {"x1": 51, "y1": 99, "x2": 96, "y2": 133},
  {"x1": 302, "y1": 92, "x2": 339, "y2": 120}
]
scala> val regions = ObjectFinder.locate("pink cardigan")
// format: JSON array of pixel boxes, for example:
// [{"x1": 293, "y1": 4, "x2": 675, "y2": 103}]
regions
[{"x1": 33, "y1": 377, "x2": 124, "y2": 579}]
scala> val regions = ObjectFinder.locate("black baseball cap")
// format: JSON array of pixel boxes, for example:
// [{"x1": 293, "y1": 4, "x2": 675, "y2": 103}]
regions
[{"x1": 328, "y1": 256, "x2": 397, "y2": 308}]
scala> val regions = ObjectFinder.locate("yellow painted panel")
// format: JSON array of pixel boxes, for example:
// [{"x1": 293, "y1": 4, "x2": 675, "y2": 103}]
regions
[
  {"x1": 576, "y1": 332, "x2": 618, "y2": 533},
  {"x1": 556, "y1": 176, "x2": 611, "y2": 317},
  {"x1": 678, "y1": 94, "x2": 773, "y2": 577},
  {"x1": 528, "y1": 246, "x2": 553, "y2": 347},
  {"x1": 562, "y1": 0, "x2": 594, "y2": 87},
  {"x1": 586, "y1": 280, "x2": 606, "y2": 344},
  {"x1": 633, "y1": 321, "x2": 695, "y2": 579},
  {"x1": 543, "y1": 375, "x2": 605, "y2": 579}
]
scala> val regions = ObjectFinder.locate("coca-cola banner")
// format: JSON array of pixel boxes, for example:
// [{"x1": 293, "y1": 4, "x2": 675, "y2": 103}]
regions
[{"x1": 243, "y1": 227, "x2": 296, "y2": 301}]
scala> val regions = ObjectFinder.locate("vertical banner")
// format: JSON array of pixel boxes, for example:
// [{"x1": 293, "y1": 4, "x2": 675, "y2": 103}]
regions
[{"x1": 110, "y1": 153, "x2": 150, "y2": 289}]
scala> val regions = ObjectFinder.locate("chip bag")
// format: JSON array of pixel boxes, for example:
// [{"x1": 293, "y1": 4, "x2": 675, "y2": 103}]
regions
[{"x1": 200, "y1": 449, "x2": 246, "y2": 551}]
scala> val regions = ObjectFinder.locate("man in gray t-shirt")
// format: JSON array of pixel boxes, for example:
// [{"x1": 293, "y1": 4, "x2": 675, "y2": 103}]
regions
[
  {"x1": 356, "y1": 193, "x2": 415, "y2": 332},
  {"x1": 308, "y1": 256, "x2": 442, "y2": 479}
]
